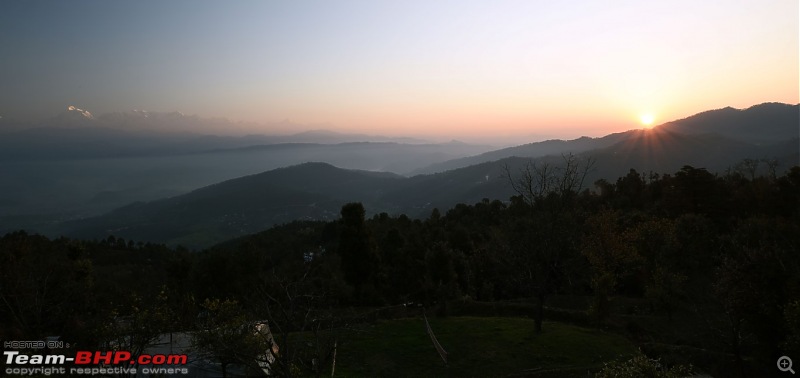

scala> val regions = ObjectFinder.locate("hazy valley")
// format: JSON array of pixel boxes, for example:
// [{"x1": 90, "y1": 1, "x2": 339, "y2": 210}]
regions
[{"x1": 2, "y1": 102, "x2": 796, "y2": 248}]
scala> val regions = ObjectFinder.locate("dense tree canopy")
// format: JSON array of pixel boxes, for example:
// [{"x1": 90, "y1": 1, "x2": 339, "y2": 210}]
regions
[{"x1": 1, "y1": 163, "x2": 798, "y2": 377}]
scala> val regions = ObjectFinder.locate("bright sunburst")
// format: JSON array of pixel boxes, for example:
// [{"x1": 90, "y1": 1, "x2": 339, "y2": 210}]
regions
[{"x1": 639, "y1": 113, "x2": 655, "y2": 127}]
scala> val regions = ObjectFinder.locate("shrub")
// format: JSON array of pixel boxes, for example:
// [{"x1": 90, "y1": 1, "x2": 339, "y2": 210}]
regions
[{"x1": 595, "y1": 353, "x2": 693, "y2": 378}]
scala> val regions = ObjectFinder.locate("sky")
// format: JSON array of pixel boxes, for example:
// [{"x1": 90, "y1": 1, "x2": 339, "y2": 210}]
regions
[{"x1": 1, "y1": 0, "x2": 797, "y2": 143}]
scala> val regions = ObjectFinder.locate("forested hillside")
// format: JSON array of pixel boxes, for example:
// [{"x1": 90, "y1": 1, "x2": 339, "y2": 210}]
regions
[{"x1": 2, "y1": 163, "x2": 798, "y2": 376}]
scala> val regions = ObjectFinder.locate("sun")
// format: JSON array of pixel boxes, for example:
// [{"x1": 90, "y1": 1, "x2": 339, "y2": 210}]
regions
[{"x1": 639, "y1": 113, "x2": 655, "y2": 127}]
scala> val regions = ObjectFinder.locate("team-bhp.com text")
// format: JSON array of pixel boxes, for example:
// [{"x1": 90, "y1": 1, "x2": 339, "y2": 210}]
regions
[{"x1": 4, "y1": 350, "x2": 189, "y2": 375}]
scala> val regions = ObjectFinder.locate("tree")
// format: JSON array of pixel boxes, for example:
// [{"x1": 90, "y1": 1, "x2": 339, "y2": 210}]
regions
[
  {"x1": 710, "y1": 217, "x2": 800, "y2": 373},
  {"x1": 734, "y1": 158, "x2": 760, "y2": 181},
  {"x1": 192, "y1": 298, "x2": 274, "y2": 378},
  {"x1": 425, "y1": 241, "x2": 459, "y2": 315},
  {"x1": 581, "y1": 210, "x2": 641, "y2": 322},
  {"x1": 376, "y1": 225, "x2": 426, "y2": 304},
  {"x1": 644, "y1": 267, "x2": 686, "y2": 322},
  {"x1": 503, "y1": 153, "x2": 595, "y2": 332},
  {"x1": 504, "y1": 153, "x2": 596, "y2": 207},
  {"x1": 256, "y1": 262, "x2": 340, "y2": 378},
  {"x1": 0, "y1": 232, "x2": 94, "y2": 340},
  {"x1": 337, "y1": 202, "x2": 379, "y2": 301},
  {"x1": 615, "y1": 169, "x2": 646, "y2": 209},
  {"x1": 102, "y1": 289, "x2": 174, "y2": 364},
  {"x1": 783, "y1": 300, "x2": 800, "y2": 358},
  {"x1": 662, "y1": 165, "x2": 722, "y2": 216},
  {"x1": 629, "y1": 218, "x2": 687, "y2": 320}
]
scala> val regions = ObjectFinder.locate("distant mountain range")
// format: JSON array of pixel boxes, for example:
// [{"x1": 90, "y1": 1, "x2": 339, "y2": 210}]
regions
[
  {"x1": 0, "y1": 138, "x2": 494, "y2": 234},
  {"x1": 0, "y1": 108, "x2": 494, "y2": 230},
  {"x1": 59, "y1": 103, "x2": 799, "y2": 247},
  {"x1": 1, "y1": 106, "x2": 427, "y2": 144},
  {"x1": 10, "y1": 102, "x2": 800, "y2": 247},
  {"x1": 411, "y1": 103, "x2": 799, "y2": 174},
  {"x1": 410, "y1": 132, "x2": 632, "y2": 175},
  {"x1": 660, "y1": 102, "x2": 798, "y2": 142},
  {"x1": 0, "y1": 108, "x2": 451, "y2": 160}
]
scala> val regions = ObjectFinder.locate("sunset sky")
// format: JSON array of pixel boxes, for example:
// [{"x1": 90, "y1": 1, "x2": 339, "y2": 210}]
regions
[{"x1": 1, "y1": 1, "x2": 797, "y2": 143}]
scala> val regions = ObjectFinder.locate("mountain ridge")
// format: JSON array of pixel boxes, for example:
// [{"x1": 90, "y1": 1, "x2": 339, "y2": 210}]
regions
[
  {"x1": 412, "y1": 102, "x2": 798, "y2": 175},
  {"x1": 656, "y1": 102, "x2": 798, "y2": 142},
  {"x1": 60, "y1": 128, "x2": 798, "y2": 248},
  {"x1": 12, "y1": 102, "x2": 800, "y2": 247}
]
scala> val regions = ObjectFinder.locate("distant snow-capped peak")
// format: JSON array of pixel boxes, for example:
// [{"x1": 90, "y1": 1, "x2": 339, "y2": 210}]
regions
[
  {"x1": 66, "y1": 105, "x2": 94, "y2": 119},
  {"x1": 132, "y1": 109, "x2": 150, "y2": 118}
]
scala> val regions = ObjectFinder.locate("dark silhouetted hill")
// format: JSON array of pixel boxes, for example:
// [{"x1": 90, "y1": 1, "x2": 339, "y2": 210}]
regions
[
  {"x1": 656, "y1": 102, "x2": 799, "y2": 142},
  {"x1": 62, "y1": 163, "x2": 404, "y2": 247},
  {"x1": 414, "y1": 102, "x2": 799, "y2": 174},
  {"x1": 410, "y1": 132, "x2": 633, "y2": 175}
]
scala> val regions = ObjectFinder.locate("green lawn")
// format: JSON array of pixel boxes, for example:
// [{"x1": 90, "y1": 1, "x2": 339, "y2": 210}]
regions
[{"x1": 332, "y1": 316, "x2": 637, "y2": 377}]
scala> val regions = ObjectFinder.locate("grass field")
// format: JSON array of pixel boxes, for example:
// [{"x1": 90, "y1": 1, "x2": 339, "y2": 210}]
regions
[{"x1": 331, "y1": 316, "x2": 637, "y2": 377}]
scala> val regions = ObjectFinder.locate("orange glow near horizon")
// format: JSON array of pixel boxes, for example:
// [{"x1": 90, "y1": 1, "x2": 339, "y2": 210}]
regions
[{"x1": 2, "y1": 1, "x2": 796, "y2": 146}]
